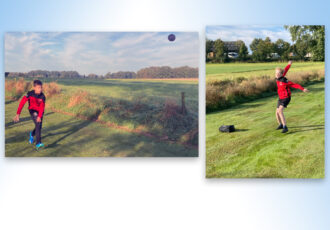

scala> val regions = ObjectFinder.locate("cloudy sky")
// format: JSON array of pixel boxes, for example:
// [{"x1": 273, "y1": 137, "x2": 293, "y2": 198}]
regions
[
  {"x1": 5, "y1": 32, "x2": 199, "y2": 75},
  {"x1": 206, "y1": 25, "x2": 292, "y2": 53}
]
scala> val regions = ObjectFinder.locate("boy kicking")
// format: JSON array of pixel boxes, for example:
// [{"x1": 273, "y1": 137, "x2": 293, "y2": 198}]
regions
[
  {"x1": 13, "y1": 80, "x2": 46, "y2": 149},
  {"x1": 275, "y1": 61, "x2": 309, "y2": 133}
]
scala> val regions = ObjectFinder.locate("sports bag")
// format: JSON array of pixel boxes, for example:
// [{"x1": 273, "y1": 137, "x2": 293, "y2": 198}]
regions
[{"x1": 219, "y1": 125, "x2": 235, "y2": 133}]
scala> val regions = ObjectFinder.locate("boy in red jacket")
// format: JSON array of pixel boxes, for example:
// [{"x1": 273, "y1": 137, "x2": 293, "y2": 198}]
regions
[
  {"x1": 275, "y1": 61, "x2": 309, "y2": 133},
  {"x1": 13, "y1": 80, "x2": 46, "y2": 149}
]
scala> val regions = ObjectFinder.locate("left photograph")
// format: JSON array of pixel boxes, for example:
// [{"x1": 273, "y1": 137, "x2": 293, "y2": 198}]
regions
[{"x1": 5, "y1": 32, "x2": 199, "y2": 157}]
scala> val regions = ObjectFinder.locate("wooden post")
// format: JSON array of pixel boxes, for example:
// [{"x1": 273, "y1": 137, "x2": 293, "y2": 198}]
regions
[{"x1": 181, "y1": 92, "x2": 187, "y2": 115}]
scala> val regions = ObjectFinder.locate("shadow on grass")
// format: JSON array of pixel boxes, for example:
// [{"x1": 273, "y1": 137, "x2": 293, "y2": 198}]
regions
[
  {"x1": 235, "y1": 129, "x2": 249, "y2": 132},
  {"x1": 287, "y1": 126, "x2": 324, "y2": 134},
  {"x1": 44, "y1": 130, "x2": 196, "y2": 157},
  {"x1": 5, "y1": 100, "x2": 17, "y2": 105},
  {"x1": 5, "y1": 112, "x2": 55, "y2": 128},
  {"x1": 46, "y1": 120, "x2": 92, "y2": 148},
  {"x1": 289, "y1": 124, "x2": 324, "y2": 128},
  {"x1": 6, "y1": 116, "x2": 197, "y2": 157}
]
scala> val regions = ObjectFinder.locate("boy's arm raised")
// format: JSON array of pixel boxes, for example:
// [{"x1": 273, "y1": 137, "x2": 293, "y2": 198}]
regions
[{"x1": 282, "y1": 61, "x2": 292, "y2": 77}]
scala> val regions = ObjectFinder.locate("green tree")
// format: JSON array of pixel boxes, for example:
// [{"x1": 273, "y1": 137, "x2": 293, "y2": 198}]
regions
[
  {"x1": 285, "y1": 25, "x2": 325, "y2": 61},
  {"x1": 250, "y1": 38, "x2": 262, "y2": 61},
  {"x1": 250, "y1": 37, "x2": 275, "y2": 62},
  {"x1": 214, "y1": 39, "x2": 227, "y2": 63},
  {"x1": 206, "y1": 39, "x2": 214, "y2": 61},
  {"x1": 274, "y1": 39, "x2": 291, "y2": 61},
  {"x1": 264, "y1": 37, "x2": 275, "y2": 59},
  {"x1": 237, "y1": 40, "x2": 248, "y2": 61},
  {"x1": 250, "y1": 38, "x2": 267, "y2": 61}
]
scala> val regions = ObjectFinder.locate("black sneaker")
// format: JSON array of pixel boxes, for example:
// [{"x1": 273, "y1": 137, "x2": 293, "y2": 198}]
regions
[
  {"x1": 282, "y1": 126, "x2": 288, "y2": 133},
  {"x1": 276, "y1": 124, "x2": 283, "y2": 130}
]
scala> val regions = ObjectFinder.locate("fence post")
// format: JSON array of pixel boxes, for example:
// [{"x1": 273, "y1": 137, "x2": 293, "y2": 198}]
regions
[{"x1": 181, "y1": 92, "x2": 187, "y2": 115}]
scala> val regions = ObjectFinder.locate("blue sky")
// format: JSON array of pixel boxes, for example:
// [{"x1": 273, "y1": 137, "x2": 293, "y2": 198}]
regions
[
  {"x1": 206, "y1": 25, "x2": 292, "y2": 52},
  {"x1": 5, "y1": 32, "x2": 199, "y2": 75}
]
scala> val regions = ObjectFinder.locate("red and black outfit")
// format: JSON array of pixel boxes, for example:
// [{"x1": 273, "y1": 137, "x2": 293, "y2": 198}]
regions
[
  {"x1": 276, "y1": 64, "x2": 305, "y2": 108},
  {"x1": 17, "y1": 90, "x2": 46, "y2": 144}
]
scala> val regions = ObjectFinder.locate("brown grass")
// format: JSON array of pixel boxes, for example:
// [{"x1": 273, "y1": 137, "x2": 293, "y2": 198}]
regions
[
  {"x1": 161, "y1": 99, "x2": 181, "y2": 121},
  {"x1": 5, "y1": 78, "x2": 32, "y2": 99},
  {"x1": 68, "y1": 91, "x2": 90, "y2": 108},
  {"x1": 43, "y1": 82, "x2": 61, "y2": 98},
  {"x1": 5, "y1": 79, "x2": 61, "y2": 99},
  {"x1": 181, "y1": 128, "x2": 198, "y2": 146},
  {"x1": 206, "y1": 70, "x2": 324, "y2": 112}
]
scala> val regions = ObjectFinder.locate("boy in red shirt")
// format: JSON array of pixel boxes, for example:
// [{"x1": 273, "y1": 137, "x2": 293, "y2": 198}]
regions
[
  {"x1": 275, "y1": 61, "x2": 309, "y2": 133},
  {"x1": 13, "y1": 80, "x2": 46, "y2": 149}
]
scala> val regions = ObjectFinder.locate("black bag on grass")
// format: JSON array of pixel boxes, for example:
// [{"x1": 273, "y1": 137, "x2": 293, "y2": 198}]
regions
[{"x1": 219, "y1": 125, "x2": 235, "y2": 133}]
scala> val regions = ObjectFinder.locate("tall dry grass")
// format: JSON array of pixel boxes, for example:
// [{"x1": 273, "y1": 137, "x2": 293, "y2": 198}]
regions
[
  {"x1": 68, "y1": 91, "x2": 91, "y2": 108},
  {"x1": 43, "y1": 82, "x2": 61, "y2": 98},
  {"x1": 5, "y1": 78, "x2": 32, "y2": 99},
  {"x1": 206, "y1": 70, "x2": 324, "y2": 112},
  {"x1": 5, "y1": 78, "x2": 61, "y2": 100}
]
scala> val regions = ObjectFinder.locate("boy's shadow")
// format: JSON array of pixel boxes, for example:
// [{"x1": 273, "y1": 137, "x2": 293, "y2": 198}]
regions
[
  {"x1": 288, "y1": 124, "x2": 324, "y2": 134},
  {"x1": 45, "y1": 120, "x2": 92, "y2": 148},
  {"x1": 5, "y1": 112, "x2": 55, "y2": 128},
  {"x1": 5, "y1": 100, "x2": 17, "y2": 105}
]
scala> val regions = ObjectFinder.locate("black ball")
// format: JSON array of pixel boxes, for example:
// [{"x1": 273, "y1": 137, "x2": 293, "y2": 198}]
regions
[{"x1": 168, "y1": 34, "x2": 176, "y2": 42}]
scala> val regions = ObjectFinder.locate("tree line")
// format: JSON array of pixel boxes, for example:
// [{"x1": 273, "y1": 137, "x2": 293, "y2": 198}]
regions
[
  {"x1": 206, "y1": 25, "x2": 325, "y2": 63},
  {"x1": 5, "y1": 66, "x2": 198, "y2": 79}
]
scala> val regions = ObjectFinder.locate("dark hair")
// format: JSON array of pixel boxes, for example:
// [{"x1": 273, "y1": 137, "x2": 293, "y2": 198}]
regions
[{"x1": 33, "y1": 79, "x2": 43, "y2": 86}]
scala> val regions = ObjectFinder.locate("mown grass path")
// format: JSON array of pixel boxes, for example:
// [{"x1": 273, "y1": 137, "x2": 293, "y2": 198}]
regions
[{"x1": 206, "y1": 82, "x2": 324, "y2": 178}]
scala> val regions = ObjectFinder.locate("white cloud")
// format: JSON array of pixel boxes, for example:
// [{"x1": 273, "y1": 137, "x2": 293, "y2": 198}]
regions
[
  {"x1": 206, "y1": 25, "x2": 292, "y2": 52},
  {"x1": 5, "y1": 32, "x2": 199, "y2": 75}
]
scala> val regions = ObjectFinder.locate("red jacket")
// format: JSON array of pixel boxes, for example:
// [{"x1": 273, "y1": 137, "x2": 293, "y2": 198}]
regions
[
  {"x1": 17, "y1": 90, "x2": 46, "y2": 118},
  {"x1": 277, "y1": 64, "x2": 304, "y2": 99}
]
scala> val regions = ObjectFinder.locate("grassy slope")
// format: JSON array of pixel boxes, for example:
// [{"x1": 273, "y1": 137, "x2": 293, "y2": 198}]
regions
[
  {"x1": 206, "y1": 82, "x2": 324, "y2": 178},
  {"x1": 206, "y1": 62, "x2": 324, "y2": 81},
  {"x1": 5, "y1": 99, "x2": 197, "y2": 157},
  {"x1": 43, "y1": 78, "x2": 198, "y2": 113},
  {"x1": 5, "y1": 78, "x2": 198, "y2": 156}
]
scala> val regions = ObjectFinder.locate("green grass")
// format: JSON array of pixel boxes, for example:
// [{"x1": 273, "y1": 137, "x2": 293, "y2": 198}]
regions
[
  {"x1": 42, "y1": 78, "x2": 198, "y2": 113},
  {"x1": 5, "y1": 99, "x2": 197, "y2": 157},
  {"x1": 5, "y1": 78, "x2": 198, "y2": 157},
  {"x1": 206, "y1": 62, "x2": 324, "y2": 81},
  {"x1": 206, "y1": 82, "x2": 324, "y2": 178}
]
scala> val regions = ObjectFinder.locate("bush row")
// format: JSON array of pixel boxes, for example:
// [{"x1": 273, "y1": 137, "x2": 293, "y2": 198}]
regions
[{"x1": 206, "y1": 70, "x2": 325, "y2": 113}]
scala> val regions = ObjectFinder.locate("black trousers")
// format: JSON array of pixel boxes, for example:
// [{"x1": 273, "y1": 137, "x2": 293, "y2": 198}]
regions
[{"x1": 29, "y1": 110, "x2": 43, "y2": 144}]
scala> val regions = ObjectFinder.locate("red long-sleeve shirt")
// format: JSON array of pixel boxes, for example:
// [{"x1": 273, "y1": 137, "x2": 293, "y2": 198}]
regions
[
  {"x1": 277, "y1": 64, "x2": 304, "y2": 99},
  {"x1": 16, "y1": 90, "x2": 46, "y2": 118}
]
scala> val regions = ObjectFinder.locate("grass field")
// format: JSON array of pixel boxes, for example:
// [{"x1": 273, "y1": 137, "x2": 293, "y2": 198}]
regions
[
  {"x1": 206, "y1": 81, "x2": 324, "y2": 178},
  {"x1": 5, "y1": 78, "x2": 198, "y2": 157},
  {"x1": 40, "y1": 78, "x2": 198, "y2": 113},
  {"x1": 206, "y1": 62, "x2": 324, "y2": 81}
]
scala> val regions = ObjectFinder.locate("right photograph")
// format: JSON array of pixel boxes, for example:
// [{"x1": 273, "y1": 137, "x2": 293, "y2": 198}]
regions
[{"x1": 205, "y1": 25, "x2": 325, "y2": 178}]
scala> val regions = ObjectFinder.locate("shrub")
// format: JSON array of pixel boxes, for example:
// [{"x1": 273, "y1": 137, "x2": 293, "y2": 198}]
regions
[
  {"x1": 5, "y1": 79, "x2": 61, "y2": 100},
  {"x1": 68, "y1": 91, "x2": 90, "y2": 108},
  {"x1": 206, "y1": 70, "x2": 323, "y2": 112},
  {"x1": 43, "y1": 82, "x2": 61, "y2": 98},
  {"x1": 5, "y1": 78, "x2": 32, "y2": 100}
]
